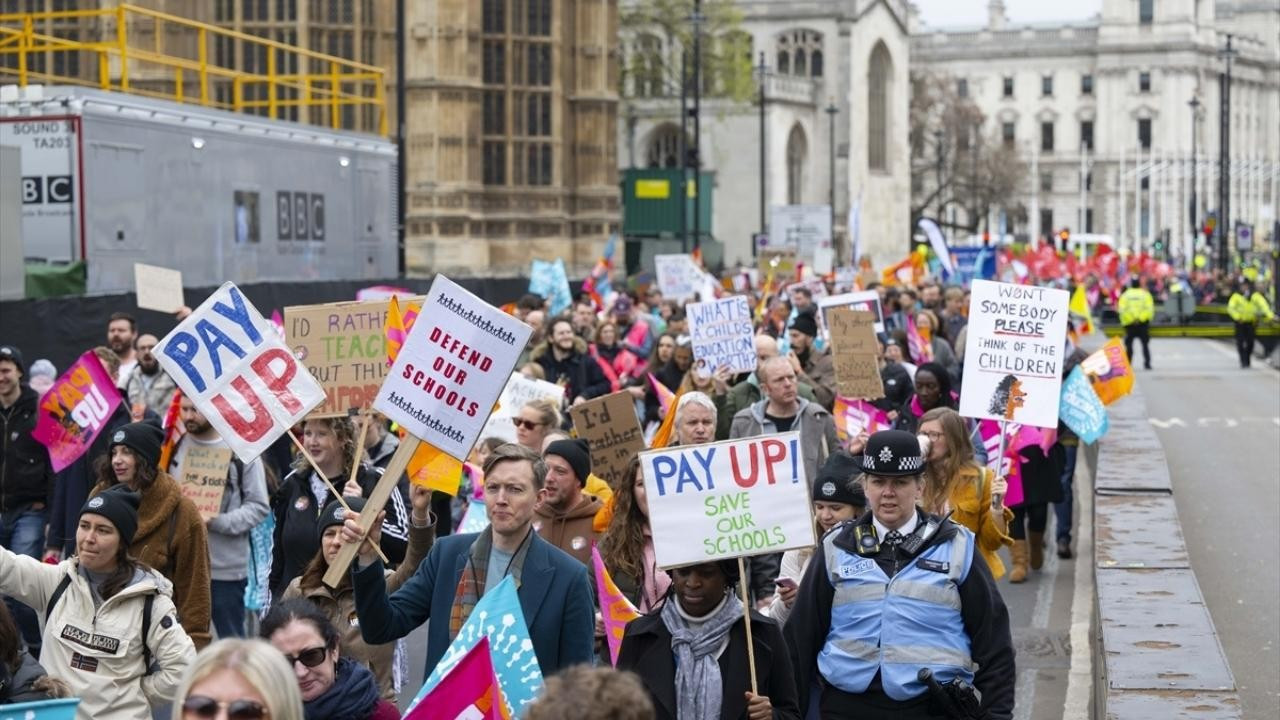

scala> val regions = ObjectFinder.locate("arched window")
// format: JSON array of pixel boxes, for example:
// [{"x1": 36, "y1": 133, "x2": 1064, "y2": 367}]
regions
[
  {"x1": 867, "y1": 42, "x2": 892, "y2": 171},
  {"x1": 795, "y1": 49, "x2": 807, "y2": 76},
  {"x1": 811, "y1": 49, "x2": 823, "y2": 77},
  {"x1": 786, "y1": 124, "x2": 807, "y2": 204},
  {"x1": 775, "y1": 29, "x2": 823, "y2": 77},
  {"x1": 635, "y1": 34, "x2": 663, "y2": 98},
  {"x1": 777, "y1": 50, "x2": 790, "y2": 75},
  {"x1": 646, "y1": 123, "x2": 687, "y2": 169}
]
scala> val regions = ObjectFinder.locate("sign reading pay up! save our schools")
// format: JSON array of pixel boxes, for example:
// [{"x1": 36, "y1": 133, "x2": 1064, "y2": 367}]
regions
[
  {"x1": 640, "y1": 433, "x2": 814, "y2": 568},
  {"x1": 157, "y1": 282, "x2": 325, "y2": 463}
]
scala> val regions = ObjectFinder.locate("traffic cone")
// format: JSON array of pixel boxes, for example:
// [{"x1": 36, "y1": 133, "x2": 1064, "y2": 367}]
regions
[{"x1": 1009, "y1": 540, "x2": 1029, "y2": 583}]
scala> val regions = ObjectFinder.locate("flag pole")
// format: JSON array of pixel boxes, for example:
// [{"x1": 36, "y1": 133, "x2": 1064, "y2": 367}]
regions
[
  {"x1": 991, "y1": 418, "x2": 1009, "y2": 510},
  {"x1": 737, "y1": 556, "x2": 759, "y2": 695}
]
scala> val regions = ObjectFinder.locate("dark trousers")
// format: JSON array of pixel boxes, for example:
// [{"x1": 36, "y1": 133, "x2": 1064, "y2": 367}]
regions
[
  {"x1": 1234, "y1": 321, "x2": 1256, "y2": 367},
  {"x1": 210, "y1": 579, "x2": 247, "y2": 638},
  {"x1": 1054, "y1": 443, "x2": 1078, "y2": 544},
  {"x1": 1, "y1": 506, "x2": 47, "y2": 657},
  {"x1": 1123, "y1": 322, "x2": 1151, "y2": 368},
  {"x1": 820, "y1": 684, "x2": 940, "y2": 720},
  {"x1": 1009, "y1": 503, "x2": 1049, "y2": 540}
]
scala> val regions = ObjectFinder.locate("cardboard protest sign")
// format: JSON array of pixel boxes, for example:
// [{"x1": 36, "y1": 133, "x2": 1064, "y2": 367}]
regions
[
  {"x1": 134, "y1": 263, "x2": 185, "y2": 313},
  {"x1": 826, "y1": 308, "x2": 885, "y2": 399},
  {"x1": 156, "y1": 282, "x2": 325, "y2": 463},
  {"x1": 640, "y1": 433, "x2": 815, "y2": 568},
  {"x1": 1059, "y1": 366, "x2": 1109, "y2": 444},
  {"x1": 959, "y1": 280, "x2": 1069, "y2": 429},
  {"x1": 1081, "y1": 338, "x2": 1134, "y2": 405},
  {"x1": 32, "y1": 351, "x2": 124, "y2": 472},
  {"x1": 569, "y1": 391, "x2": 645, "y2": 487},
  {"x1": 529, "y1": 259, "x2": 572, "y2": 316},
  {"x1": 480, "y1": 373, "x2": 566, "y2": 444},
  {"x1": 177, "y1": 444, "x2": 233, "y2": 519},
  {"x1": 375, "y1": 275, "x2": 533, "y2": 462},
  {"x1": 653, "y1": 254, "x2": 702, "y2": 302},
  {"x1": 686, "y1": 296, "x2": 756, "y2": 375},
  {"x1": 285, "y1": 298, "x2": 421, "y2": 417},
  {"x1": 408, "y1": 577, "x2": 542, "y2": 718},
  {"x1": 819, "y1": 290, "x2": 885, "y2": 336}
]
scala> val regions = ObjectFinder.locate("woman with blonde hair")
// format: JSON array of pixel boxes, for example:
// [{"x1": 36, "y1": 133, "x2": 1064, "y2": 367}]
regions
[
  {"x1": 514, "y1": 398, "x2": 562, "y2": 451},
  {"x1": 172, "y1": 638, "x2": 303, "y2": 720},
  {"x1": 917, "y1": 407, "x2": 1013, "y2": 579}
]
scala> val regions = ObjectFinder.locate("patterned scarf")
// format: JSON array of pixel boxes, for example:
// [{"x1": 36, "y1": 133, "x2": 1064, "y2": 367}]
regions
[
  {"x1": 660, "y1": 592, "x2": 743, "y2": 720},
  {"x1": 449, "y1": 527, "x2": 533, "y2": 640}
]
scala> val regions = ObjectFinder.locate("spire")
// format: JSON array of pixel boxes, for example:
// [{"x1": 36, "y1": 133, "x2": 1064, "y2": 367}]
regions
[{"x1": 988, "y1": 0, "x2": 1008, "y2": 30}]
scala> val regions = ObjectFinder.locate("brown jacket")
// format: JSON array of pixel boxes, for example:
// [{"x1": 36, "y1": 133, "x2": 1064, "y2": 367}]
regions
[
  {"x1": 533, "y1": 494, "x2": 602, "y2": 566},
  {"x1": 90, "y1": 471, "x2": 212, "y2": 649},
  {"x1": 284, "y1": 517, "x2": 436, "y2": 699}
]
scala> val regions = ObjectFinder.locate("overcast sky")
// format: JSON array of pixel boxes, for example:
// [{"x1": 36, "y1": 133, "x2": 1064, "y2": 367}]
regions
[{"x1": 911, "y1": 0, "x2": 1103, "y2": 29}]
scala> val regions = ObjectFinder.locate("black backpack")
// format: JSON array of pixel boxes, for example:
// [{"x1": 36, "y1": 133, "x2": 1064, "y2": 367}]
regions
[{"x1": 45, "y1": 575, "x2": 157, "y2": 674}]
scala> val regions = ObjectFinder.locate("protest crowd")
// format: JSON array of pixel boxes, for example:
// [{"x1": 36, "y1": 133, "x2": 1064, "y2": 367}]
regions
[{"x1": 1, "y1": 239, "x2": 1274, "y2": 720}]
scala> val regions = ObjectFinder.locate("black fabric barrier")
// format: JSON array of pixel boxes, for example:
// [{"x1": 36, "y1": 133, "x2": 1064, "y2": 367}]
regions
[{"x1": 0, "y1": 276, "x2": 534, "y2": 375}]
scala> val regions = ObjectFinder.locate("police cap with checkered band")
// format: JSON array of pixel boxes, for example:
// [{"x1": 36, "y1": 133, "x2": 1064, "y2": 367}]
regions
[{"x1": 858, "y1": 430, "x2": 925, "y2": 477}]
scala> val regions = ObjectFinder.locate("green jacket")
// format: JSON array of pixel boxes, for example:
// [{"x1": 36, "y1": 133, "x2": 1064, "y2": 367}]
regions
[{"x1": 714, "y1": 374, "x2": 817, "y2": 440}]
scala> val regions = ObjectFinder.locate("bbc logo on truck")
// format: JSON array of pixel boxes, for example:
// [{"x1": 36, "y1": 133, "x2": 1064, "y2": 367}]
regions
[
  {"x1": 276, "y1": 190, "x2": 326, "y2": 241},
  {"x1": 22, "y1": 175, "x2": 74, "y2": 204}
]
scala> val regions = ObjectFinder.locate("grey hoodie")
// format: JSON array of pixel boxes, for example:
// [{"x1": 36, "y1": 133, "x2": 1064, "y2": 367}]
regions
[{"x1": 727, "y1": 396, "x2": 841, "y2": 486}]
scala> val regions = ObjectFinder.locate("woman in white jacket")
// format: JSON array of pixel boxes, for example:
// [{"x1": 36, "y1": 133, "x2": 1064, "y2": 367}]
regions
[
  {"x1": 0, "y1": 485, "x2": 195, "y2": 719},
  {"x1": 766, "y1": 451, "x2": 866, "y2": 624}
]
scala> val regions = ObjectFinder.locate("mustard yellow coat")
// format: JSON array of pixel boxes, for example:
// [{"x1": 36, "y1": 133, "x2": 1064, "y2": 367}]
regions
[{"x1": 947, "y1": 467, "x2": 1014, "y2": 580}]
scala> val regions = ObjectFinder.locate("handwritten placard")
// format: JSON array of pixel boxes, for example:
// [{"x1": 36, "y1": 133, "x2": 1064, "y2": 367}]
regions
[
  {"x1": 285, "y1": 298, "x2": 422, "y2": 417},
  {"x1": 686, "y1": 296, "x2": 756, "y2": 375},
  {"x1": 569, "y1": 391, "x2": 645, "y2": 487},
  {"x1": 827, "y1": 307, "x2": 884, "y2": 400},
  {"x1": 959, "y1": 280, "x2": 1068, "y2": 429},
  {"x1": 177, "y1": 444, "x2": 233, "y2": 519},
  {"x1": 134, "y1": 263, "x2": 185, "y2": 313}
]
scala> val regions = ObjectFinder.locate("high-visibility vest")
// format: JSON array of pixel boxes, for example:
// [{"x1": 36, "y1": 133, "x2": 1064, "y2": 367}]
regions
[
  {"x1": 819, "y1": 525, "x2": 976, "y2": 701},
  {"x1": 1251, "y1": 292, "x2": 1275, "y2": 322},
  {"x1": 1228, "y1": 292, "x2": 1257, "y2": 323},
  {"x1": 1118, "y1": 288, "x2": 1155, "y2": 325}
]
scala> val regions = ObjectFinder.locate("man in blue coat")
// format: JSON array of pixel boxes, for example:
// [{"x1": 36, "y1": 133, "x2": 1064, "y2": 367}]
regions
[{"x1": 347, "y1": 442, "x2": 595, "y2": 678}]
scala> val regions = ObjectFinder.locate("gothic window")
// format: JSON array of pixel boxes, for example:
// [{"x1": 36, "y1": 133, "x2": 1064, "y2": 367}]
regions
[
  {"x1": 867, "y1": 42, "x2": 892, "y2": 171},
  {"x1": 786, "y1": 124, "x2": 807, "y2": 204},
  {"x1": 775, "y1": 29, "x2": 823, "y2": 77},
  {"x1": 811, "y1": 50, "x2": 823, "y2": 78},
  {"x1": 646, "y1": 123, "x2": 686, "y2": 169},
  {"x1": 777, "y1": 50, "x2": 790, "y2": 75},
  {"x1": 634, "y1": 34, "x2": 663, "y2": 98},
  {"x1": 795, "y1": 49, "x2": 807, "y2": 76}
]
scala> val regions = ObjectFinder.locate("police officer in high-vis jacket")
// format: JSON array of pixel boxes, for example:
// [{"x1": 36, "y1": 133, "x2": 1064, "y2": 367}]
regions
[
  {"x1": 1118, "y1": 277, "x2": 1155, "y2": 370},
  {"x1": 784, "y1": 430, "x2": 1015, "y2": 720}
]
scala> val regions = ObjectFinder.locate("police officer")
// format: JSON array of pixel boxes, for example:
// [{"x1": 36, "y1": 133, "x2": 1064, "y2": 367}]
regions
[
  {"x1": 1227, "y1": 279, "x2": 1276, "y2": 368},
  {"x1": 785, "y1": 430, "x2": 1015, "y2": 720},
  {"x1": 1118, "y1": 277, "x2": 1155, "y2": 370}
]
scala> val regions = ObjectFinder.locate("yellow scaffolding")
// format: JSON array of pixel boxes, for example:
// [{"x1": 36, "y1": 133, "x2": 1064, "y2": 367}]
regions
[{"x1": 0, "y1": 4, "x2": 387, "y2": 136}]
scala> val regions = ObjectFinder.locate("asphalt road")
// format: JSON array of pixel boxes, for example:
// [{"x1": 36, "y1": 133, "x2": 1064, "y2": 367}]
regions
[{"x1": 1138, "y1": 337, "x2": 1280, "y2": 718}]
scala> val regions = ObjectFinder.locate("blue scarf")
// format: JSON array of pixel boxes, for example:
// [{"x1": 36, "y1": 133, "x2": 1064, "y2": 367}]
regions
[{"x1": 303, "y1": 657, "x2": 381, "y2": 720}]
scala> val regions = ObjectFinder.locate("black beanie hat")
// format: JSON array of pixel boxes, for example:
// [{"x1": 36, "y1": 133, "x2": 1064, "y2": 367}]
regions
[
  {"x1": 545, "y1": 438, "x2": 591, "y2": 487},
  {"x1": 318, "y1": 495, "x2": 367, "y2": 542},
  {"x1": 789, "y1": 313, "x2": 818, "y2": 338},
  {"x1": 109, "y1": 421, "x2": 165, "y2": 470},
  {"x1": 813, "y1": 451, "x2": 868, "y2": 508},
  {"x1": 81, "y1": 485, "x2": 142, "y2": 546},
  {"x1": 0, "y1": 345, "x2": 24, "y2": 376}
]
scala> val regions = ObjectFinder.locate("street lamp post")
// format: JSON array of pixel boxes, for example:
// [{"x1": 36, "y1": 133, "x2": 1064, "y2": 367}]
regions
[
  {"x1": 934, "y1": 128, "x2": 946, "y2": 229},
  {"x1": 1218, "y1": 34, "x2": 1236, "y2": 273},
  {"x1": 1189, "y1": 96, "x2": 1201, "y2": 255},
  {"x1": 755, "y1": 52, "x2": 769, "y2": 253},
  {"x1": 825, "y1": 101, "x2": 837, "y2": 256},
  {"x1": 690, "y1": 0, "x2": 704, "y2": 253}
]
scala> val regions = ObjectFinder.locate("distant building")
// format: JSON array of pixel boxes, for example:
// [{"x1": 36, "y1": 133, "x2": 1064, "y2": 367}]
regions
[
  {"x1": 911, "y1": 0, "x2": 1280, "y2": 257},
  {"x1": 618, "y1": 0, "x2": 913, "y2": 268}
]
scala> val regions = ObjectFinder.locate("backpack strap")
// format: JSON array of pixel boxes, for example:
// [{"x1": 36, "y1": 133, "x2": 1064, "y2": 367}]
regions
[
  {"x1": 45, "y1": 574, "x2": 72, "y2": 618},
  {"x1": 141, "y1": 593, "x2": 155, "y2": 675}
]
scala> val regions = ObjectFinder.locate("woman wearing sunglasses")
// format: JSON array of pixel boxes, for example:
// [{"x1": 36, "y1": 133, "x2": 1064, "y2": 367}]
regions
[
  {"x1": 0, "y1": 485, "x2": 196, "y2": 720},
  {"x1": 261, "y1": 598, "x2": 400, "y2": 720},
  {"x1": 513, "y1": 398, "x2": 561, "y2": 451},
  {"x1": 281, "y1": 488, "x2": 435, "y2": 699},
  {"x1": 174, "y1": 638, "x2": 303, "y2": 720}
]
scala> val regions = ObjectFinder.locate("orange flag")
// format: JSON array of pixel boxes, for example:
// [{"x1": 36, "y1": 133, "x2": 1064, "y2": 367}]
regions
[
  {"x1": 1082, "y1": 338, "x2": 1134, "y2": 405},
  {"x1": 649, "y1": 387, "x2": 684, "y2": 450},
  {"x1": 592, "y1": 545, "x2": 640, "y2": 666},
  {"x1": 385, "y1": 295, "x2": 422, "y2": 367}
]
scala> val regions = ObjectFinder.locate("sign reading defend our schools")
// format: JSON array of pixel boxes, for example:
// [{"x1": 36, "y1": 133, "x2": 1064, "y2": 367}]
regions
[
  {"x1": 959, "y1": 279, "x2": 1069, "y2": 429},
  {"x1": 284, "y1": 298, "x2": 422, "y2": 417},
  {"x1": 686, "y1": 296, "x2": 756, "y2": 375},
  {"x1": 156, "y1": 282, "x2": 325, "y2": 463},
  {"x1": 640, "y1": 433, "x2": 815, "y2": 569},
  {"x1": 376, "y1": 275, "x2": 533, "y2": 463}
]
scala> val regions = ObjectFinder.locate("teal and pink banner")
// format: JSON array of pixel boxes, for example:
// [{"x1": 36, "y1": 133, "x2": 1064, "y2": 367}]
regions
[{"x1": 33, "y1": 351, "x2": 123, "y2": 472}]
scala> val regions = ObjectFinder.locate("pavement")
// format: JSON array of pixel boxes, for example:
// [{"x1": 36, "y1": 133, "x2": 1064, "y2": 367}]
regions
[{"x1": 1137, "y1": 337, "x2": 1280, "y2": 719}]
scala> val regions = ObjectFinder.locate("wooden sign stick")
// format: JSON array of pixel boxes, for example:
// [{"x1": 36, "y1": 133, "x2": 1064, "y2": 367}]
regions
[
  {"x1": 346, "y1": 406, "x2": 373, "y2": 490},
  {"x1": 737, "y1": 556, "x2": 759, "y2": 695},
  {"x1": 289, "y1": 430, "x2": 390, "y2": 566},
  {"x1": 323, "y1": 434, "x2": 422, "y2": 588}
]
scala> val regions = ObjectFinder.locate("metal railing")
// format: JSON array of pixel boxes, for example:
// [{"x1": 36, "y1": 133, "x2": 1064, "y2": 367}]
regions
[{"x1": 0, "y1": 4, "x2": 387, "y2": 135}]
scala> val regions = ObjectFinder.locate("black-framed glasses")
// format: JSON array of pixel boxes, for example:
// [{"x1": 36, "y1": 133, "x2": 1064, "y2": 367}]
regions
[
  {"x1": 182, "y1": 696, "x2": 270, "y2": 720},
  {"x1": 281, "y1": 646, "x2": 329, "y2": 668}
]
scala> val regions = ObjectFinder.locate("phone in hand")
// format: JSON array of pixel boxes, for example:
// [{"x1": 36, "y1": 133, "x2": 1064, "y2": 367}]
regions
[{"x1": 776, "y1": 577, "x2": 798, "y2": 591}]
